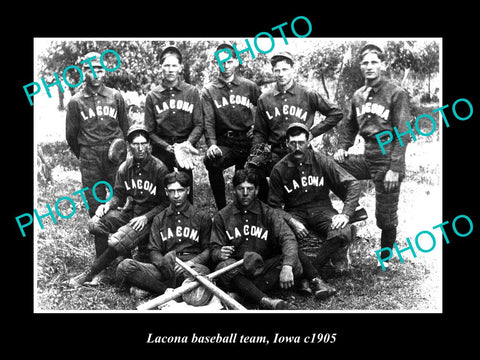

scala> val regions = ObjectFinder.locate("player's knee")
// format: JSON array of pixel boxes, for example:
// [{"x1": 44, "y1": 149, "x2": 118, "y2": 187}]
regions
[{"x1": 116, "y1": 258, "x2": 140, "y2": 280}]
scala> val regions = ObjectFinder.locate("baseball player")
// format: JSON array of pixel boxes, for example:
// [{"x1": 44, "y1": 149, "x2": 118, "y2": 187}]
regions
[
  {"x1": 333, "y1": 44, "x2": 412, "y2": 269},
  {"x1": 144, "y1": 45, "x2": 203, "y2": 203},
  {"x1": 203, "y1": 43, "x2": 262, "y2": 210},
  {"x1": 210, "y1": 168, "x2": 305, "y2": 310},
  {"x1": 252, "y1": 51, "x2": 344, "y2": 201},
  {"x1": 116, "y1": 171, "x2": 212, "y2": 297},
  {"x1": 69, "y1": 124, "x2": 169, "y2": 287},
  {"x1": 268, "y1": 123, "x2": 361, "y2": 289},
  {"x1": 66, "y1": 51, "x2": 129, "y2": 218}
]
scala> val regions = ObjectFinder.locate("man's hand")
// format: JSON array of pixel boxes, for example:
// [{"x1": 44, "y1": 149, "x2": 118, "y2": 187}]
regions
[
  {"x1": 333, "y1": 149, "x2": 348, "y2": 163},
  {"x1": 288, "y1": 218, "x2": 309, "y2": 240},
  {"x1": 95, "y1": 203, "x2": 110, "y2": 218},
  {"x1": 174, "y1": 260, "x2": 194, "y2": 277},
  {"x1": 384, "y1": 169, "x2": 400, "y2": 192},
  {"x1": 206, "y1": 144, "x2": 223, "y2": 159},
  {"x1": 331, "y1": 214, "x2": 350, "y2": 230},
  {"x1": 129, "y1": 215, "x2": 148, "y2": 232},
  {"x1": 219, "y1": 246, "x2": 235, "y2": 261},
  {"x1": 279, "y1": 265, "x2": 294, "y2": 289}
]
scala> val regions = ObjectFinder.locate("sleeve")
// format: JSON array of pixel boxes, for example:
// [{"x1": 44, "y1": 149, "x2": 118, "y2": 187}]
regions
[
  {"x1": 201, "y1": 87, "x2": 217, "y2": 147},
  {"x1": 309, "y1": 91, "x2": 345, "y2": 137},
  {"x1": 251, "y1": 83, "x2": 262, "y2": 106},
  {"x1": 148, "y1": 215, "x2": 166, "y2": 269},
  {"x1": 209, "y1": 213, "x2": 230, "y2": 263},
  {"x1": 107, "y1": 164, "x2": 126, "y2": 210},
  {"x1": 188, "y1": 213, "x2": 212, "y2": 265},
  {"x1": 115, "y1": 92, "x2": 130, "y2": 138},
  {"x1": 322, "y1": 154, "x2": 360, "y2": 218},
  {"x1": 337, "y1": 101, "x2": 359, "y2": 151},
  {"x1": 388, "y1": 89, "x2": 412, "y2": 173},
  {"x1": 144, "y1": 93, "x2": 170, "y2": 150},
  {"x1": 141, "y1": 164, "x2": 170, "y2": 222},
  {"x1": 252, "y1": 98, "x2": 269, "y2": 146},
  {"x1": 65, "y1": 100, "x2": 81, "y2": 159},
  {"x1": 267, "y1": 207, "x2": 298, "y2": 268},
  {"x1": 267, "y1": 167, "x2": 293, "y2": 223},
  {"x1": 187, "y1": 88, "x2": 204, "y2": 146}
]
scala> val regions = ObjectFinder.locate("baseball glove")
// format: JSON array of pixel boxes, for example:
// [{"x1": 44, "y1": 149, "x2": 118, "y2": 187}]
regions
[
  {"x1": 245, "y1": 143, "x2": 272, "y2": 168},
  {"x1": 108, "y1": 138, "x2": 127, "y2": 165},
  {"x1": 174, "y1": 141, "x2": 199, "y2": 170}
]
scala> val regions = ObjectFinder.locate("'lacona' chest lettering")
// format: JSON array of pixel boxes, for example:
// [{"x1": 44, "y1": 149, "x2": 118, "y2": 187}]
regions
[
  {"x1": 284, "y1": 175, "x2": 324, "y2": 193},
  {"x1": 124, "y1": 179, "x2": 157, "y2": 195},
  {"x1": 225, "y1": 225, "x2": 269, "y2": 241},
  {"x1": 155, "y1": 99, "x2": 194, "y2": 114}
]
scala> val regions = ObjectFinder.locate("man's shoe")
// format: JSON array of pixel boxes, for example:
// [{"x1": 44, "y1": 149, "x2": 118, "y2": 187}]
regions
[
  {"x1": 259, "y1": 297, "x2": 288, "y2": 310},
  {"x1": 330, "y1": 245, "x2": 351, "y2": 273},
  {"x1": 84, "y1": 270, "x2": 106, "y2": 286},
  {"x1": 310, "y1": 277, "x2": 336, "y2": 300},
  {"x1": 297, "y1": 278, "x2": 313, "y2": 296},
  {"x1": 68, "y1": 271, "x2": 91, "y2": 288},
  {"x1": 350, "y1": 207, "x2": 368, "y2": 223}
]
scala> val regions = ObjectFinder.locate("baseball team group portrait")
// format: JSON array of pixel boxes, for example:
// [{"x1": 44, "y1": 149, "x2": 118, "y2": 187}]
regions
[{"x1": 33, "y1": 37, "x2": 442, "y2": 312}]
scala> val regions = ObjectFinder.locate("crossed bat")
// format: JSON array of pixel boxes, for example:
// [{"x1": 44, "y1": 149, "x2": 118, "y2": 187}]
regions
[{"x1": 137, "y1": 258, "x2": 246, "y2": 311}]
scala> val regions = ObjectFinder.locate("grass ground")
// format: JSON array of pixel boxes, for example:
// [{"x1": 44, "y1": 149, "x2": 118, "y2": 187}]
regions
[{"x1": 34, "y1": 102, "x2": 442, "y2": 312}]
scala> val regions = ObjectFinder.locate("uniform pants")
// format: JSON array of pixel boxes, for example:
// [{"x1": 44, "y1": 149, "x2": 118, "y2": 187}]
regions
[
  {"x1": 152, "y1": 145, "x2": 193, "y2": 204},
  {"x1": 215, "y1": 255, "x2": 303, "y2": 294},
  {"x1": 204, "y1": 136, "x2": 251, "y2": 210},
  {"x1": 79, "y1": 145, "x2": 119, "y2": 218},
  {"x1": 116, "y1": 258, "x2": 210, "y2": 295},
  {"x1": 255, "y1": 148, "x2": 286, "y2": 203},
  {"x1": 88, "y1": 209, "x2": 151, "y2": 258},
  {"x1": 288, "y1": 205, "x2": 353, "y2": 270}
]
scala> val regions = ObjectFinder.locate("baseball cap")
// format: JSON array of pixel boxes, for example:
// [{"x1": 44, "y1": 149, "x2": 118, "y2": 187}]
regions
[
  {"x1": 286, "y1": 122, "x2": 310, "y2": 137},
  {"x1": 126, "y1": 123, "x2": 149, "y2": 143},
  {"x1": 159, "y1": 45, "x2": 182, "y2": 64},
  {"x1": 81, "y1": 51, "x2": 102, "y2": 67},
  {"x1": 243, "y1": 251, "x2": 264, "y2": 277},
  {"x1": 270, "y1": 51, "x2": 294, "y2": 65}
]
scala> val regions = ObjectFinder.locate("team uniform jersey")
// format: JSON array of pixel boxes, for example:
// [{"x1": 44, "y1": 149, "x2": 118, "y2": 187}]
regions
[
  {"x1": 210, "y1": 199, "x2": 298, "y2": 268},
  {"x1": 252, "y1": 81, "x2": 343, "y2": 147},
  {"x1": 109, "y1": 153, "x2": 170, "y2": 220},
  {"x1": 148, "y1": 202, "x2": 212, "y2": 264},
  {"x1": 202, "y1": 75, "x2": 261, "y2": 146},
  {"x1": 268, "y1": 148, "x2": 360, "y2": 219},
  {"x1": 144, "y1": 79, "x2": 203, "y2": 149},
  {"x1": 66, "y1": 84, "x2": 129, "y2": 158},
  {"x1": 338, "y1": 79, "x2": 411, "y2": 174}
]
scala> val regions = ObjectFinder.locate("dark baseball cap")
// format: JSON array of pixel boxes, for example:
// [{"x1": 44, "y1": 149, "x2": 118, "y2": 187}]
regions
[
  {"x1": 81, "y1": 51, "x2": 102, "y2": 67},
  {"x1": 126, "y1": 123, "x2": 149, "y2": 142},
  {"x1": 286, "y1": 122, "x2": 310, "y2": 137},
  {"x1": 360, "y1": 43, "x2": 383, "y2": 55},
  {"x1": 159, "y1": 45, "x2": 182, "y2": 64},
  {"x1": 270, "y1": 51, "x2": 294, "y2": 65}
]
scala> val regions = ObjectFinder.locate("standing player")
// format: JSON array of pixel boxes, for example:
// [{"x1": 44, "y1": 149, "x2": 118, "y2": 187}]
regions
[
  {"x1": 252, "y1": 51, "x2": 344, "y2": 201},
  {"x1": 68, "y1": 124, "x2": 169, "y2": 287},
  {"x1": 66, "y1": 51, "x2": 129, "y2": 217},
  {"x1": 333, "y1": 44, "x2": 412, "y2": 269},
  {"x1": 116, "y1": 171, "x2": 212, "y2": 297},
  {"x1": 144, "y1": 45, "x2": 203, "y2": 203},
  {"x1": 203, "y1": 43, "x2": 262, "y2": 210}
]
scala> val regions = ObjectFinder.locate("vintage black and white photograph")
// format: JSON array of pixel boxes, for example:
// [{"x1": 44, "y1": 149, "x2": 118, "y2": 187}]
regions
[{"x1": 31, "y1": 37, "x2": 443, "y2": 313}]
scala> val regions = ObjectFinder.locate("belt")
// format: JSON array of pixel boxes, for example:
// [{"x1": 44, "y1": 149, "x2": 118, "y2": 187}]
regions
[
  {"x1": 220, "y1": 130, "x2": 248, "y2": 138},
  {"x1": 159, "y1": 135, "x2": 188, "y2": 143}
]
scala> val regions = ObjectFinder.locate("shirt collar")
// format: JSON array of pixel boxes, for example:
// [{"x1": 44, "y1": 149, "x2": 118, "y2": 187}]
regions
[
  {"x1": 165, "y1": 201, "x2": 192, "y2": 216},
  {"x1": 273, "y1": 80, "x2": 297, "y2": 96},
  {"x1": 213, "y1": 74, "x2": 241, "y2": 88},
  {"x1": 285, "y1": 148, "x2": 313, "y2": 167},
  {"x1": 130, "y1": 152, "x2": 153, "y2": 171},
  {"x1": 369, "y1": 78, "x2": 386, "y2": 94},
  {"x1": 232, "y1": 198, "x2": 262, "y2": 215},
  {"x1": 157, "y1": 77, "x2": 186, "y2": 92},
  {"x1": 83, "y1": 84, "x2": 107, "y2": 98}
]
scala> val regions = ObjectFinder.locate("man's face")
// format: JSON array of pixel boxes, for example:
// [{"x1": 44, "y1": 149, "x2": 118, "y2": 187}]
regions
[
  {"x1": 130, "y1": 134, "x2": 150, "y2": 162},
  {"x1": 161, "y1": 54, "x2": 182, "y2": 83},
  {"x1": 273, "y1": 60, "x2": 294, "y2": 86},
  {"x1": 234, "y1": 181, "x2": 258, "y2": 208},
  {"x1": 220, "y1": 57, "x2": 239, "y2": 78},
  {"x1": 287, "y1": 132, "x2": 309, "y2": 162},
  {"x1": 84, "y1": 65, "x2": 105, "y2": 87},
  {"x1": 165, "y1": 181, "x2": 189, "y2": 208},
  {"x1": 360, "y1": 52, "x2": 384, "y2": 82}
]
